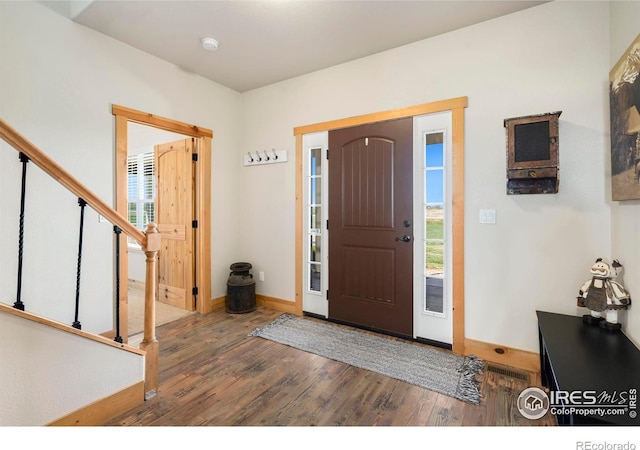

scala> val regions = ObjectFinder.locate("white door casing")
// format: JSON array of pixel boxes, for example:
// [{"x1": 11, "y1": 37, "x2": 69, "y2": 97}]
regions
[
  {"x1": 302, "y1": 131, "x2": 329, "y2": 317},
  {"x1": 413, "y1": 112, "x2": 453, "y2": 345}
]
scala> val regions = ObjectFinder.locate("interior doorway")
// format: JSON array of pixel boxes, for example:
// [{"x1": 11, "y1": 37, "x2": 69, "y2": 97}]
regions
[
  {"x1": 112, "y1": 105, "x2": 213, "y2": 343},
  {"x1": 125, "y1": 126, "x2": 197, "y2": 337}
]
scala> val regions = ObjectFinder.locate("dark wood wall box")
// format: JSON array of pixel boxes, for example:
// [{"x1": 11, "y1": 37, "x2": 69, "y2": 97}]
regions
[{"x1": 505, "y1": 111, "x2": 561, "y2": 194}]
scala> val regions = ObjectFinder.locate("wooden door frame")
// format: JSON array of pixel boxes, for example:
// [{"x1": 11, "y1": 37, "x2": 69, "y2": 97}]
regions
[
  {"x1": 293, "y1": 97, "x2": 467, "y2": 354},
  {"x1": 112, "y1": 105, "x2": 213, "y2": 342}
]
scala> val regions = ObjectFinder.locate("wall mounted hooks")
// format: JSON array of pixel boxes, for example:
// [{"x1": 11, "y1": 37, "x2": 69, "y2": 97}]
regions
[{"x1": 243, "y1": 148, "x2": 288, "y2": 166}]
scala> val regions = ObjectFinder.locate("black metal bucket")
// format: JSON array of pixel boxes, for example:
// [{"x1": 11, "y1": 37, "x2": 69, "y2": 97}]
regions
[{"x1": 226, "y1": 262, "x2": 256, "y2": 314}]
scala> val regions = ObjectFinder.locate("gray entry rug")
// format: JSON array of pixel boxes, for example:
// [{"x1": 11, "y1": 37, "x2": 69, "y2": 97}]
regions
[{"x1": 249, "y1": 314, "x2": 484, "y2": 405}]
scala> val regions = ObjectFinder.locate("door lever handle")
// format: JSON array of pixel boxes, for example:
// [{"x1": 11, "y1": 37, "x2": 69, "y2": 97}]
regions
[{"x1": 395, "y1": 235, "x2": 412, "y2": 243}]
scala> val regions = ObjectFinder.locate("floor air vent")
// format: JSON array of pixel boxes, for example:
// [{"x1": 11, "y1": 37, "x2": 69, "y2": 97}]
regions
[{"x1": 486, "y1": 364, "x2": 530, "y2": 382}]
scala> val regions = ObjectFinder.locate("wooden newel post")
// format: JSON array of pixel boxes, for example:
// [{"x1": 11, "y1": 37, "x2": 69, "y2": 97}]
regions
[{"x1": 140, "y1": 223, "x2": 161, "y2": 399}]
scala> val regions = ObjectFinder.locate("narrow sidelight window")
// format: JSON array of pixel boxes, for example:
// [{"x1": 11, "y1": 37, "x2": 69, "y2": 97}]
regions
[
  {"x1": 307, "y1": 147, "x2": 322, "y2": 292},
  {"x1": 424, "y1": 132, "x2": 445, "y2": 314}
]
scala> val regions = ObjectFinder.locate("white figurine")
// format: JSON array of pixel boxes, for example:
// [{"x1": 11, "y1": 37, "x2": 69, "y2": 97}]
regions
[{"x1": 577, "y1": 258, "x2": 631, "y2": 331}]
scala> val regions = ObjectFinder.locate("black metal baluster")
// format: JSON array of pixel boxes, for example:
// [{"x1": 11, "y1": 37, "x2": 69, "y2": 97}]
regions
[
  {"x1": 113, "y1": 226, "x2": 123, "y2": 343},
  {"x1": 72, "y1": 198, "x2": 87, "y2": 330},
  {"x1": 14, "y1": 152, "x2": 29, "y2": 311}
]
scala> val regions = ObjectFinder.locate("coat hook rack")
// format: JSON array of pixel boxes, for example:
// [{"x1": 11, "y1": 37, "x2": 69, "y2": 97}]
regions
[{"x1": 243, "y1": 149, "x2": 288, "y2": 166}]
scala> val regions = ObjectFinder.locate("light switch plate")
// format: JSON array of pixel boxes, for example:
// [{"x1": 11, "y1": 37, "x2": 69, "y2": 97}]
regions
[{"x1": 479, "y1": 209, "x2": 496, "y2": 224}]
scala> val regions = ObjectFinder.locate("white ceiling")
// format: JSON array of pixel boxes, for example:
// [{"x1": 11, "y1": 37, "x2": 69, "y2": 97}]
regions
[{"x1": 44, "y1": 0, "x2": 546, "y2": 93}]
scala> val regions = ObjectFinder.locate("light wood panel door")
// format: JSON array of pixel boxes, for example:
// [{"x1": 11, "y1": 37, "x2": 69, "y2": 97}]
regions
[{"x1": 155, "y1": 139, "x2": 194, "y2": 311}]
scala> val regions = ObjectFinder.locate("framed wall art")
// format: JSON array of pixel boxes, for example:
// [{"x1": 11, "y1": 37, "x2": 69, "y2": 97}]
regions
[{"x1": 610, "y1": 32, "x2": 640, "y2": 201}]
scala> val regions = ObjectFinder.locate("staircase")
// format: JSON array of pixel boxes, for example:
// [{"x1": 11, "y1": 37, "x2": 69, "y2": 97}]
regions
[{"x1": 0, "y1": 119, "x2": 160, "y2": 425}]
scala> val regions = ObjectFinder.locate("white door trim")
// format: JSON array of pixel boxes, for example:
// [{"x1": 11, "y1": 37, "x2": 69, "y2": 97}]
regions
[
  {"x1": 301, "y1": 131, "x2": 329, "y2": 317},
  {"x1": 413, "y1": 112, "x2": 453, "y2": 345}
]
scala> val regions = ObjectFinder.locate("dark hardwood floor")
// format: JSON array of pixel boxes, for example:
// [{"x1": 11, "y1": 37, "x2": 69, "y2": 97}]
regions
[{"x1": 106, "y1": 307, "x2": 556, "y2": 426}]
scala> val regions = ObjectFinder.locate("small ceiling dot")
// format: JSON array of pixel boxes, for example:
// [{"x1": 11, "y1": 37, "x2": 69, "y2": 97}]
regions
[{"x1": 201, "y1": 37, "x2": 219, "y2": 51}]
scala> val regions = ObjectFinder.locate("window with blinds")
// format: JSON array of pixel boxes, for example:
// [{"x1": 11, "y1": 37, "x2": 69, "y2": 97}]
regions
[{"x1": 127, "y1": 151, "x2": 155, "y2": 246}]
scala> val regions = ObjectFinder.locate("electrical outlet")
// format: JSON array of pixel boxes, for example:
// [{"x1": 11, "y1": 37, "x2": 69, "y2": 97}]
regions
[{"x1": 259, "y1": 271, "x2": 265, "y2": 281}]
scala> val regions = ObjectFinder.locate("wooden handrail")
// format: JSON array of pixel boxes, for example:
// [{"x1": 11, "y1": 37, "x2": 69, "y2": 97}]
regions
[
  {"x1": 0, "y1": 118, "x2": 161, "y2": 398},
  {"x1": 0, "y1": 119, "x2": 146, "y2": 246},
  {"x1": 0, "y1": 302, "x2": 145, "y2": 356}
]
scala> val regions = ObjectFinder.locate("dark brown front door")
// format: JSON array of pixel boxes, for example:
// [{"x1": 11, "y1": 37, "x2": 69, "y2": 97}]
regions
[{"x1": 328, "y1": 118, "x2": 413, "y2": 337}]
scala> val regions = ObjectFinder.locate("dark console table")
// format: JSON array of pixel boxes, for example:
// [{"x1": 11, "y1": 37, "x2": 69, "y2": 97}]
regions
[{"x1": 537, "y1": 310, "x2": 640, "y2": 426}]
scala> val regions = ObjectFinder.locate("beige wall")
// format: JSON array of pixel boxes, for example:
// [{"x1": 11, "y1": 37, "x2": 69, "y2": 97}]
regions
[
  {"x1": 240, "y1": 1, "x2": 612, "y2": 352},
  {"x1": 0, "y1": 1, "x2": 243, "y2": 332},
  {"x1": 0, "y1": 312, "x2": 143, "y2": 425},
  {"x1": 2, "y1": 1, "x2": 634, "y2": 355}
]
